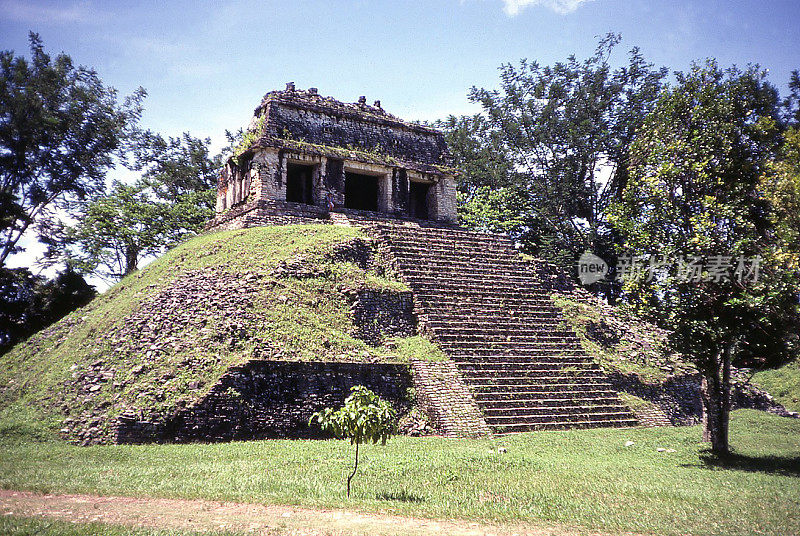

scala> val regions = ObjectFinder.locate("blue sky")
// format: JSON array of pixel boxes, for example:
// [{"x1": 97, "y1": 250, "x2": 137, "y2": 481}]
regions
[
  {"x1": 2, "y1": 0, "x2": 798, "y2": 148},
  {"x1": 1, "y1": 0, "x2": 799, "y2": 273}
]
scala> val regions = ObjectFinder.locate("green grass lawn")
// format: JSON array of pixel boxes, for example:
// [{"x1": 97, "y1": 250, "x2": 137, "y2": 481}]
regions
[
  {"x1": 754, "y1": 359, "x2": 800, "y2": 413},
  {"x1": 0, "y1": 517, "x2": 234, "y2": 536},
  {"x1": 1, "y1": 410, "x2": 798, "y2": 536}
]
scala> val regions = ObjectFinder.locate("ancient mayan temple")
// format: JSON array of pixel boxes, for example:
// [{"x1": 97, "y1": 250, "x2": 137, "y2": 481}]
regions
[
  {"x1": 206, "y1": 85, "x2": 637, "y2": 437},
  {"x1": 207, "y1": 83, "x2": 457, "y2": 230}
]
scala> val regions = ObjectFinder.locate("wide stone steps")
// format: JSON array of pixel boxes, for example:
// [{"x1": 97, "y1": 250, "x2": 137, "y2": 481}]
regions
[
  {"x1": 391, "y1": 242, "x2": 516, "y2": 255},
  {"x1": 424, "y1": 307, "x2": 562, "y2": 316},
  {"x1": 484, "y1": 405, "x2": 632, "y2": 419},
  {"x1": 422, "y1": 305, "x2": 563, "y2": 317},
  {"x1": 470, "y1": 381, "x2": 615, "y2": 393},
  {"x1": 374, "y1": 223, "x2": 636, "y2": 433},
  {"x1": 438, "y1": 339, "x2": 583, "y2": 349},
  {"x1": 424, "y1": 319, "x2": 567, "y2": 329},
  {"x1": 432, "y1": 328, "x2": 575, "y2": 338},
  {"x1": 413, "y1": 290, "x2": 556, "y2": 301},
  {"x1": 413, "y1": 292, "x2": 553, "y2": 304},
  {"x1": 418, "y1": 298, "x2": 559, "y2": 308},
  {"x1": 439, "y1": 342, "x2": 585, "y2": 359},
  {"x1": 456, "y1": 359, "x2": 601, "y2": 369},
  {"x1": 438, "y1": 338, "x2": 584, "y2": 347},
  {"x1": 465, "y1": 373, "x2": 609, "y2": 383},
  {"x1": 485, "y1": 413, "x2": 638, "y2": 428},
  {"x1": 453, "y1": 360, "x2": 596, "y2": 369},
  {"x1": 478, "y1": 396, "x2": 622, "y2": 409},
  {"x1": 458, "y1": 366, "x2": 603, "y2": 377},
  {"x1": 444, "y1": 348, "x2": 586, "y2": 358},
  {"x1": 379, "y1": 227, "x2": 511, "y2": 244},
  {"x1": 491, "y1": 419, "x2": 638, "y2": 433},
  {"x1": 394, "y1": 255, "x2": 526, "y2": 270},
  {"x1": 408, "y1": 280, "x2": 543, "y2": 293},
  {"x1": 473, "y1": 388, "x2": 619, "y2": 401},
  {"x1": 399, "y1": 265, "x2": 537, "y2": 279}
]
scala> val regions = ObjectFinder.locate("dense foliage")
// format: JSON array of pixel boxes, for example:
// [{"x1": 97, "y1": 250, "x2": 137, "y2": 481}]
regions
[
  {"x1": 0, "y1": 32, "x2": 144, "y2": 267},
  {"x1": 441, "y1": 34, "x2": 667, "y2": 298},
  {"x1": 610, "y1": 61, "x2": 800, "y2": 453},
  {"x1": 44, "y1": 133, "x2": 220, "y2": 282},
  {"x1": 0, "y1": 265, "x2": 95, "y2": 354}
]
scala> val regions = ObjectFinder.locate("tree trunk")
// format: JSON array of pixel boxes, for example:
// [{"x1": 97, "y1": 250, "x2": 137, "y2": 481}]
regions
[
  {"x1": 701, "y1": 347, "x2": 731, "y2": 455},
  {"x1": 346, "y1": 442, "x2": 359, "y2": 498},
  {"x1": 123, "y1": 245, "x2": 138, "y2": 277}
]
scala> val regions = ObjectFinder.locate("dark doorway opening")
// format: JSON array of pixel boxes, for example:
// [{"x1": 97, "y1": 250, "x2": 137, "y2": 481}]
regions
[
  {"x1": 344, "y1": 172, "x2": 379, "y2": 212},
  {"x1": 286, "y1": 163, "x2": 314, "y2": 205},
  {"x1": 409, "y1": 181, "x2": 430, "y2": 220}
]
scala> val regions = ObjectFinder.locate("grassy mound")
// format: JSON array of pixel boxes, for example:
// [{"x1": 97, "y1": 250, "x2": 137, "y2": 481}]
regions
[
  {"x1": 553, "y1": 294, "x2": 696, "y2": 381},
  {"x1": 0, "y1": 225, "x2": 444, "y2": 439},
  {"x1": 754, "y1": 360, "x2": 800, "y2": 413},
  {"x1": 557, "y1": 293, "x2": 799, "y2": 407}
]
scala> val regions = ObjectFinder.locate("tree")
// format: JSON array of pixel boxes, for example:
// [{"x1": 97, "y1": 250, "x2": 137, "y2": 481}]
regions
[
  {"x1": 310, "y1": 386, "x2": 396, "y2": 498},
  {"x1": 44, "y1": 132, "x2": 221, "y2": 282},
  {"x1": 441, "y1": 34, "x2": 667, "y2": 298},
  {"x1": 0, "y1": 264, "x2": 94, "y2": 354},
  {"x1": 761, "y1": 127, "x2": 800, "y2": 251},
  {"x1": 132, "y1": 130, "x2": 219, "y2": 230},
  {"x1": 610, "y1": 61, "x2": 800, "y2": 455},
  {"x1": 0, "y1": 33, "x2": 145, "y2": 267},
  {"x1": 781, "y1": 70, "x2": 800, "y2": 126},
  {"x1": 0, "y1": 267, "x2": 42, "y2": 352},
  {"x1": 53, "y1": 181, "x2": 173, "y2": 282}
]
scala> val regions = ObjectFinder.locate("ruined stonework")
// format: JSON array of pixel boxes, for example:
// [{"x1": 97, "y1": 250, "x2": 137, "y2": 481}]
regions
[
  {"x1": 344, "y1": 288, "x2": 416, "y2": 346},
  {"x1": 207, "y1": 84, "x2": 458, "y2": 230},
  {"x1": 410, "y1": 359, "x2": 491, "y2": 438},
  {"x1": 116, "y1": 361, "x2": 412, "y2": 443}
]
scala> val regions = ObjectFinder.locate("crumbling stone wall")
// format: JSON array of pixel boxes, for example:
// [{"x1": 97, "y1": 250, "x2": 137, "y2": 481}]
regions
[
  {"x1": 343, "y1": 289, "x2": 416, "y2": 346},
  {"x1": 410, "y1": 359, "x2": 491, "y2": 438},
  {"x1": 116, "y1": 361, "x2": 413, "y2": 443},
  {"x1": 215, "y1": 87, "x2": 458, "y2": 223},
  {"x1": 609, "y1": 371, "x2": 798, "y2": 426},
  {"x1": 268, "y1": 102, "x2": 448, "y2": 165},
  {"x1": 205, "y1": 199, "x2": 329, "y2": 231}
]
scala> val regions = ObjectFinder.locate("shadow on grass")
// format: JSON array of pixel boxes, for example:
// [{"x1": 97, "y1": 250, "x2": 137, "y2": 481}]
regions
[
  {"x1": 376, "y1": 490, "x2": 425, "y2": 503},
  {"x1": 690, "y1": 451, "x2": 800, "y2": 476}
]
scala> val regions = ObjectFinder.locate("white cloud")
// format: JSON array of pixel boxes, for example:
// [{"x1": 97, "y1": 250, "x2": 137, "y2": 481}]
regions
[
  {"x1": 501, "y1": 0, "x2": 594, "y2": 16},
  {"x1": 0, "y1": 0, "x2": 106, "y2": 24}
]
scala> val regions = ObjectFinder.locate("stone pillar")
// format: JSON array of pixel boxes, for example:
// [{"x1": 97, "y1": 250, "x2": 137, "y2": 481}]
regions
[
  {"x1": 377, "y1": 173, "x2": 392, "y2": 213},
  {"x1": 434, "y1": 174, "x2": 457, "y2": 223},
  {"x1": 253, "y1": 148, "x2": 284, "y2": 202}
]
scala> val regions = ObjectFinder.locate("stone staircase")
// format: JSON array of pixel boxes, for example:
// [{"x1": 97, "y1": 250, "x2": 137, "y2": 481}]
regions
[{"x1": 373, "y1": 222, "x2": 637, "y2": 433}]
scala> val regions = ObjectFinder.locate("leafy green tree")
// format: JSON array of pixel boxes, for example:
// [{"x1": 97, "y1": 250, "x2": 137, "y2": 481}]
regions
[
  {"x1": 44, "y1": 131, "x2": 222, "y2": 282},
  {"x1": 761, "y1": 127, "x2": 800, "y2": 250},
  {"x1": 132, "y1": 130, "x2": 219, "y2": 230},
  {"x1": 442, "y1": 34, "x2": 667, "y2": 298},
  {"x1": 0, "y1": 264, "x2": 94, "y2": 353},
  {"x1": 311, "y1": 386, "x2": 396, "y2": 498},
  {"x1": 54, "y1": 181, "x2": 174, "y2": 282},
  {"x1": 0, "y1": 33, "x2": 144, "y2": 267},
  {"x1": 781, "y1": 70, "x2": 800, "y2": 125},
  {"x1": 0, "y1": 267, "x2": 41, "y2": 352},
  {"x1": 610, "y1": 61, "x2": 800, "y2": 455}
]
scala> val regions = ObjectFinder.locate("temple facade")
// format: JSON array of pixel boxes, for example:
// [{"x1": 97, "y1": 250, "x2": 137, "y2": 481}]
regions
[{"x1": 208, "y1": 84, "x2": 458, "y2": 230}]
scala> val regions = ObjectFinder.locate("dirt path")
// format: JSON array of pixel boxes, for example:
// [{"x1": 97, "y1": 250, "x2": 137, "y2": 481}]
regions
[{"x1": 0, "y1": 489, "x2": 640, "y2": 536}]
